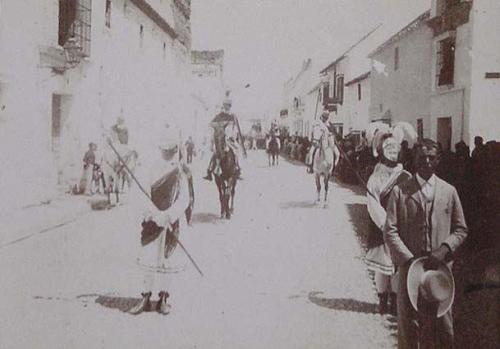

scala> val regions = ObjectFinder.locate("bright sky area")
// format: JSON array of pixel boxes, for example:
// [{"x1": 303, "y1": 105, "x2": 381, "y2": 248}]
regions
[{"x1": 191, "y1": 0, "x2": 430, "y2": 121}]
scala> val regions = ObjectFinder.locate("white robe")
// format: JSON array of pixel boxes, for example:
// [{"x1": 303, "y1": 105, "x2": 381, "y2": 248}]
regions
[{"x1": 131, "y1": 154, "x2": 190, "y2": 279}]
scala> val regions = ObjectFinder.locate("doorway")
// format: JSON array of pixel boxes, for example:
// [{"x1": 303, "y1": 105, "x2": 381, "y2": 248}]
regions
[
  {"x1": 437, "y1": 117, "x2": 452, "y2": 152},
  {"x1": 52, "y1": 93, "x2": 72, "y2": 184}
]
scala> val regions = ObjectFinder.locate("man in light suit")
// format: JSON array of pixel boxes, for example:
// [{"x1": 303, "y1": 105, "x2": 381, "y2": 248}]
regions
[{"x1": 384, "y1": 139, "x2": 467, "y2": 349}]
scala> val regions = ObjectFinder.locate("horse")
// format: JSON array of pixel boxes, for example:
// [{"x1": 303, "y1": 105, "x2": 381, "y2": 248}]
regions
[
  {"x1": 212, "y1": 127, "x2": 238, "y2": 219},
  {"x1": 102, "y1": 143, "x2": 138, "y2": 205},
  {"x1": 312, "y1": 132, "x2": 339, "y2": 206},
  {"x1": 266, "y1": 134, "x2": 280, "y2": 166}
]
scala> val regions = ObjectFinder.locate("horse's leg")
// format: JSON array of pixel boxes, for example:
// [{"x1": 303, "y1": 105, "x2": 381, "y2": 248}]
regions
[
  {"x1": 215, "y1": 177, "x2": 225, "y2": 218},
  {"x1": 230, "y1": 178, "x2": 236, "y2": 214},
  {"x1": 324, "y1": 174, "x2": 329, "y2": 202},
  {"x1": 115, "y1": 174, "x2": 119, "y2": 204},
  {"x1": 107, "y1": 175, "x2": 113, "y2": 204},
  {"x1": 215, "y1": 177, "x2": 222, "y2": 217},
  {"x1": 121, "y1": 172, "x2": 125, "y2": 192},
  {"x1": 225, "y1": 187, "x2": 231, "y2": 219},
  {"x1": 315, "y1": 174, "x2": 321, "y2": 203}
]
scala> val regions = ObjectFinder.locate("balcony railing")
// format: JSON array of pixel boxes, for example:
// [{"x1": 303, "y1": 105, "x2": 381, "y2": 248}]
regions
[{"x1": 427, "y1": 1, "x2": 472, "y2": 36}]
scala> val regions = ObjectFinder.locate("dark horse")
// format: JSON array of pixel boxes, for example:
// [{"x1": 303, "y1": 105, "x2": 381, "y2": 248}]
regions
[
  {"x1": 267, "y1": 134, "x2": 280, "y2": 166},
  {"x1": 212, "y1": 127, "x2": 238, "y2": 219}
]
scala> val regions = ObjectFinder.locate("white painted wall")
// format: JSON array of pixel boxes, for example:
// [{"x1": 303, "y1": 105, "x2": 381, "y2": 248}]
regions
[
  {"x1": 345, "y1": 77, "x2": 371, "y2": 133},
  {"x1": 429, "y1": 23, "x2": 472, "y2": 150},
  {"x1": 468, "y1": 0, "x2": 500, "y2": 144},
  {"x1": 0, "y1": 0, "x2": 192, "y2": 209},
  {"x1": 370, "y1": 23, "x2": 433, "y2": 136}
]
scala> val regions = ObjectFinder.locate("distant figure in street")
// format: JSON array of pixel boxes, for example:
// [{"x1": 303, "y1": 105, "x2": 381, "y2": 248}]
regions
[
  {"x1": 384, "y1": 139, "x2": 467, "y2": 349},
  {"x1": 79, "y1": 142, "x2": 97, "y2": 195},
  {"x1": 364, "y1": 135, "x2": 411, "y2": 315},
  {"x1": 471, "y1": 136, "x2": 485, "y2": 160},
  {"x1": 185, "y1": 136, "x2": 195, "y2": 164},
  {"x1": 129, "y1": 125, "x2": 194, "y2": 315},
  {"x1": 111, "y1": 115, "x2": 129, "y2": 145}
]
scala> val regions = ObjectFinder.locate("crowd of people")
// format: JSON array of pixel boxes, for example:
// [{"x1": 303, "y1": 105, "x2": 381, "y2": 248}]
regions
[
  {"x1": 280, "y1": 124, "x2": 498, "y2": 348},
  {"x1": 281, "y1": 134, "x2": 311, "y2": 163},
  {"x1": 354, "y1": 135, "x2": 500, "y2": 250},
  {"x1": 280, "y1": 128, "x2": 499, "y2": 252}
]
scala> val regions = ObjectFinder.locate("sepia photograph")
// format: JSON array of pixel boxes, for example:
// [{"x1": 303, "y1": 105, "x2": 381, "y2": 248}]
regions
[{"x1": 0, "y1": 0, "x2": 499, "y2": 348}]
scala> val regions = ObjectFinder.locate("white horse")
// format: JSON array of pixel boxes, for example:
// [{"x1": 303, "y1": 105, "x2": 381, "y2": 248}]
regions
[{"x1": 312, "y1": 131, "x2": 339, "y2": 206}]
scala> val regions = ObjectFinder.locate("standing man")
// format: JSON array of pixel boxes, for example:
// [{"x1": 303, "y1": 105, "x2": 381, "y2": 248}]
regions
[
  {"x1": 79, "y1": 142, "x2": 97, "y2": 194},
  {"x1": 384, "y1": 139, "x2": 467, "y2": 349},
  {"x1": 185, "y1": 136, "x2": 195, "y2": 164},
  {"x1": 128, "y1": 125, "x2": 194, "y2": 315}
]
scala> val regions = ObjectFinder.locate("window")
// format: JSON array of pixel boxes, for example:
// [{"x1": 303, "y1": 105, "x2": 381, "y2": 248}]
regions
[
  {"x1": 105, "y1": 0, "x2": 111, "y2": 28},
  {"x1": 379, "y1": 103, "x2": 383, "y2": 113},
  {"x1": 394, "y1": 47, "x2": 399, "y2": 71},
  {"x1": 357, "y1": 83, "x2": 362, "y2": 101},
  {"x1": 417, "y1": 118, "x2": 424, "y2": 141},
  {"x1": 436, "y1": 37, "x2": 455, "y2": 86},
  {"x1": 334, "y1": 74, "x2": 344, "y2": 105},
  {"x1": 58, "y1": 0, "x2": 92, "y2": 56},
  {"x1": 139, "y1": 24, "x2": 144, "y2": 47},
  {"x1": 322, "y1": 82, "x2": 330, "y2": 105}
]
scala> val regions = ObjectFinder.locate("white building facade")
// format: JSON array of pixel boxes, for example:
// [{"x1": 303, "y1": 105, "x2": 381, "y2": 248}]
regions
[
  {"x1": 190, "y1": 49, "x2": 225, "y2": 144},
  {"x1": 319, "y1": 26, "x2": 385, "y2": 140},
  {"x1": 0, "y1": 0, "x2": 193, "y2": 209},
  {"x1": 369, "y1": 1, "x2": 500, "y2": 151},
  {"x1": 428, "y1": 0, "x2": 500, "y2": 149},
  {"x1": 369, "y1": 12, "x2": 433, "y2": 140}
]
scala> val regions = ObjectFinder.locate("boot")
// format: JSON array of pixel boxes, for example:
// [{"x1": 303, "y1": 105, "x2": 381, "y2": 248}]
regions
[
  {"x1": 388, "y1": 292, "x2": 397, "y2": 316},
  {"x1": 128, "y1": 292, "x2": 151, "y2": 315},
  {"x1": 203, "y1": 170, "x2": 213, "y2": 181},
  {"x1": 378, "y1": 292, "x2": 389, "y2": 315},
  {"x1": 157, "y1": 291, "x2": 171, "y2": 315}
]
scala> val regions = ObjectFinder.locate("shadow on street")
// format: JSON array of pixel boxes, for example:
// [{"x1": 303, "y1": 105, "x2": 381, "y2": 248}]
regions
[
  {"x1": 280, "y1": 200, "x2": 319, "y2": 209},
  {"x1": 345, "y1": 203, "x2": 371, "y2": 251},
  {"x1": 94, "y1": 295, "x2": 162, "y2": 314},
  {"x1": 308, "y1": 291, "x2": 379, "y2": 314},
  {"x1": 191, "y1": 212, "x2": 220, "y2": 225}
]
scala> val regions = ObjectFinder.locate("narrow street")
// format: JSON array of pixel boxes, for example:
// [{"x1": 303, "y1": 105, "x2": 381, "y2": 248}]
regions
[{"x1": 0, "y1": 151, "x2": 395, "y2": 349}]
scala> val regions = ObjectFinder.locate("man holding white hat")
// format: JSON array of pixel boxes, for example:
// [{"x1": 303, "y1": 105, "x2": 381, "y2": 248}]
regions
[{"x1": 384, "y1": 138, "x2": 467, "y2": 348}]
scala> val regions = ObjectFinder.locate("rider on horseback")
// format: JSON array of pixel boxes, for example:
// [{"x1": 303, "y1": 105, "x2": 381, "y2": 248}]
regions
[
  {"x1": 203, "y1": 96, "x2": 244, "y2": 181},
  {"x1": 111, "y1": 115, "x2": 129, "y2": 146},
  {"x1": 305, "y1": 110, "x2": 333, "y2": 174}
]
